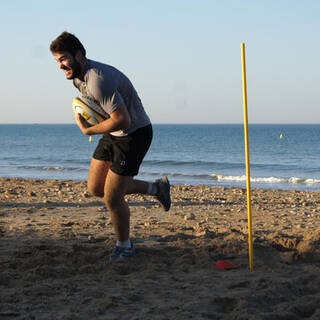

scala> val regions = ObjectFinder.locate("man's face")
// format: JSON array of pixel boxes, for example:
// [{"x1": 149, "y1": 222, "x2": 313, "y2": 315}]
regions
[{"x1": 53, "y1": 51, "x2": 82, "y2": 80}]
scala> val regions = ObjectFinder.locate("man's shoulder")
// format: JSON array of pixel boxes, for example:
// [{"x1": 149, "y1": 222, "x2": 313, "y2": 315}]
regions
[
  {"x1": 85, "y1": 59, "x2": 128, "y2": 90},
  {"x1": 86, "y1": 59, "x2": 119, "y2": 75}
]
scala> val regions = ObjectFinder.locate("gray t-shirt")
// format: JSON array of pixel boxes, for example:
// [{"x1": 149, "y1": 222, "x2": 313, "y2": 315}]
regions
[{"x1": 73, "y1": 59, "x2": 150, "y2": 136}]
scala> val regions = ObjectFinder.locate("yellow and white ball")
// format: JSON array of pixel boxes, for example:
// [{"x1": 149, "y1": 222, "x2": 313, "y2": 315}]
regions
[{"x1": 72, "y1": 96, "x2": 107, "y2": 126}]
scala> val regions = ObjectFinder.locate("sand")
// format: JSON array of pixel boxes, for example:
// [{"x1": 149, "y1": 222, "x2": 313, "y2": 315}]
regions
[{"x1": 0, "y1": 177, "x2": 319, "y2": 320}]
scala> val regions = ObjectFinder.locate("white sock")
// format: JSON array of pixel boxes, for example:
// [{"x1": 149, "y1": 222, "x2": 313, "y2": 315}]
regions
[
  {"x1": 116, "y1": 239, "x2": 131, "y2": 248},
  {"x1": 146, "y1": 182, "x2": 158, "y2": 195}
]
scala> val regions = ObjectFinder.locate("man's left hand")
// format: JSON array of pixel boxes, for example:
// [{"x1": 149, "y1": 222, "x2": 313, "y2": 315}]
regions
[{"x1": 75, "y1": 113, "x2": 90, "y2": 135}]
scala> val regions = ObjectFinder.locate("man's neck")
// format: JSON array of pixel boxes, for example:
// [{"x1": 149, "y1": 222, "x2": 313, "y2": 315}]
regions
[{"x1": 78, "y1": 58, "x2": 88, "y2": 81}]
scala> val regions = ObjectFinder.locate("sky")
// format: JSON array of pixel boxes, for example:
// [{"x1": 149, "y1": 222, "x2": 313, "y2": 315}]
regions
[{"x1": 1, "y1": 0, "x2": 319, "y2": 124}]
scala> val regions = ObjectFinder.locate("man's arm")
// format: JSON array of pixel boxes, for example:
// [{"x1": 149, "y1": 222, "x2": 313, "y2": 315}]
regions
[{"x1": 75, "y1": 102, "x2": 131, "y2": 136}]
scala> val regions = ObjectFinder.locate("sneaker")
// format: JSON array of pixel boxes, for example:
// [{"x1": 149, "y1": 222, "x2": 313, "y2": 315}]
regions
[
  {"x1": 110, "y1": 242, "x2": 136, "y2": 261},
  {"x1": 155, "y1": 176, "x2": 171, "y2": 211}
]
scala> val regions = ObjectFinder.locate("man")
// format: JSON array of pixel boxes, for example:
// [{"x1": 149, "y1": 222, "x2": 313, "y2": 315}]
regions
[{"x1": 50, "y1": 31, "x2": 170, "y2": 261}]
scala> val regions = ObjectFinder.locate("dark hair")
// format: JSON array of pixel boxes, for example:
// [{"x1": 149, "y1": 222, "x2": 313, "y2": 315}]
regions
[{"x1": 50, "y1": 31, "x2": 86, "y2": 57}]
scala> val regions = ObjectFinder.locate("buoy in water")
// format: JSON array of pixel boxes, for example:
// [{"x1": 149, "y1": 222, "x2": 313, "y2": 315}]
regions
[{"x1": 280, "y1": 134, "x2": 284, "y2": 139}]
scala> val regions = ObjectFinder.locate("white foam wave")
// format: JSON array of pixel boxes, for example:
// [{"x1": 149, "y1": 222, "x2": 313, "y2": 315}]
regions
[
  {"x1": 17, "y1": 165, "x2": 84, "y2": 172},
  {"x1": 43, "y1": 166, "x2": 66, "y2": 171},
  {"x1": 210, "y1": 174, "x2": 320, "y2": 185}
]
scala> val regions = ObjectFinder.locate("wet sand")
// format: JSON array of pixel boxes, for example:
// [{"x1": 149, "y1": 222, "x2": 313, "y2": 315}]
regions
[{"x1": 0, "y1": 178, "x2": 319, "y2": 319}]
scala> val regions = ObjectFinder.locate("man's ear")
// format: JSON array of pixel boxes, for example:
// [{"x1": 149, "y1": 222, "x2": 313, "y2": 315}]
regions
[{"x1": 75, "y1": 50, "x2": 85, "y2": 63}]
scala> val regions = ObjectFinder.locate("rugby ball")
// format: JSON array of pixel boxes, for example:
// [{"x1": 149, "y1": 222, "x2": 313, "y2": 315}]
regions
[{"x1": 72, "y1": 96, "x2": 107, "y2": 126}]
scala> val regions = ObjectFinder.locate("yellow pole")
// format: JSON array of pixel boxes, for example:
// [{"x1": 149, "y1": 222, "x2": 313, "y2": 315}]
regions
[{"x1": 241, "y1": 43, "x2": 254, "y2": 271}]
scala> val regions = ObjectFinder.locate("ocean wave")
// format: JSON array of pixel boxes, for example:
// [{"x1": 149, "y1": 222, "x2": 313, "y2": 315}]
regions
[
  {"x1": 139, "y1": 171, "x2": 212, "y2": 179},
  {"x1": 210, "y1": 174, "x2": 320, "y2": 185},
  {"x1": 139, "y1": 170, "x2": 320, "y2": 185},
  {"x1": 143, "y1": 159, "x2": 316, "y2": 171},
  {"x1": 16, "y1": 165, "x2": 85, "y2": 172},
  {"x1": 144, "y1": 159, "x2": 243, "y2": 169}
]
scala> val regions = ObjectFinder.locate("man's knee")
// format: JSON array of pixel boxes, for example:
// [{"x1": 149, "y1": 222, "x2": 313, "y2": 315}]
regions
[
  {"x1": 104, "y1": 189, "x2": 124, "y2": 210},
  {"x1": 87, "y1": 159, "x2": 110, "y2": 198},
  {"x1": 104, "y1": 171, "x2": 130, "y2": 210},
  {"x1": 88, "y1": 183, "x2": 104, "y2": 198}
]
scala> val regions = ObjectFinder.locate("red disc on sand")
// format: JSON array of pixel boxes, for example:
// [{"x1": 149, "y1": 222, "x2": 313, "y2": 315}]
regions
[{"x1": 215, "y1": 260, "x2": 238, "y2": 270}]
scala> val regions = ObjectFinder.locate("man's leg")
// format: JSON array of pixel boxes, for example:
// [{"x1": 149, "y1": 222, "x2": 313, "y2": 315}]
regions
[
  {"x1": 88, "y1": 158, "x2": 171, "y2": 213},
  {"x1": 87, "y1": 158, "x2": 110, "y2": 197},
  {"x1": 87, "y1": 157, "x2": 159, "y2": 198},
  {"x1": 126, "y1": 177, "x2": 171, "y2": 211},
  {"x1": 87, "y1": 158, "x2": 170, "y2": 261},
  {"x1": 104, "y1": 171, "x2": 171, "y2": 244},
  {"x1": 104, "y1": 169, "x2": 132, "y2": 242}
]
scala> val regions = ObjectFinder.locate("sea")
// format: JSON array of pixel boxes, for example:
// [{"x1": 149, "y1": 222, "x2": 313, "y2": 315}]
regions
[{"x1": 1, "y1": 124, "x2": 320, "y2": 192}]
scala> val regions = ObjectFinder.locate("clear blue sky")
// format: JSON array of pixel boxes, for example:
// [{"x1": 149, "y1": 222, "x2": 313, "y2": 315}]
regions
[{"x1": 1, "y1": 0, "x2": 319, "y2": 124}]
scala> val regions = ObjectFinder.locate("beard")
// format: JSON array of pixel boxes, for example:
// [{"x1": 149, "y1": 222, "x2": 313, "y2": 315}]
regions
[{"x1": 65, "y1": 58, "x2": 82, "y2": 80}]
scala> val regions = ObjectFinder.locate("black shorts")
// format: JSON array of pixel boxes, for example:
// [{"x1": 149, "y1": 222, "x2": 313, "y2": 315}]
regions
[{"x1": 93, "y1": 124, "x2": 153, "y2": 176}]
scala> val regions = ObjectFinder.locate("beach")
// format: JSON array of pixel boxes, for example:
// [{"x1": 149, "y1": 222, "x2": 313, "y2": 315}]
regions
[{"x1": 0, "y1": 177, "x2": 319, "y2": 319}]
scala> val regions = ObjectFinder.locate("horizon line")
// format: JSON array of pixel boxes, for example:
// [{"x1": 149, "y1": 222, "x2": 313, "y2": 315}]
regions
[{"x1": 0, "y1": 122, "x2": 319, "y2": 126}]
